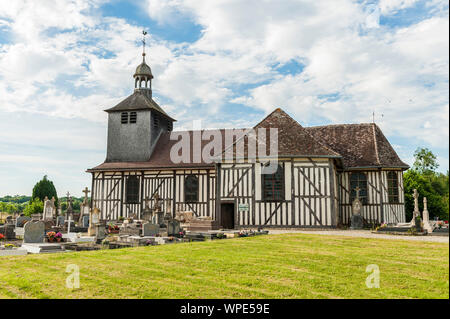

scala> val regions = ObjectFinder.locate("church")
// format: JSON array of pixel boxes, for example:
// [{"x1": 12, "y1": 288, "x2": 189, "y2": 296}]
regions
[{"x1": 87, "y1": 50, "x2": 409, "y2": 229}]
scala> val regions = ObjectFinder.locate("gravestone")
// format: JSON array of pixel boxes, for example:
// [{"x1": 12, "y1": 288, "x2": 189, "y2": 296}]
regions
[
  {"x1": 5, "y1": 216, "x2": 13, "y2": 224},
  {"x1": 82, "y1": 215, "x2": 90, "y2": 228},
  {"x1": 350, "y1": 187, "x2": 364, "y2": 230},
  {"x1": 23, "y1": 220, "x2": 45, "y2": 243},
  {"x1": 56, "y1": 215, "x2": 65, "y2": 227},
  {"x1": 66, "y1": 192, "x2": 74, "y2": 220},
  {"x1": 422, "y1": 197, "x2": 433, "y2": 233},
  {"x1": 141, "y1": 197, "x2": 153, "y2": 221},
  {"x1": 0, "y1": 224, "x2": 15, "y2": 240},
  {"x1": 95, "y1": 224, "x2": 106, "y2": 242},
  {"x1": 78, "y1": 187, "x2": 90, "y2": 225},
  {"x1": 88, "y1": 207, "x2": 100, "y2": 236},
  {"x1": 397, "y1": 189, "x2": 421, "y2": 227},
  {"x1": 42, "y1": 196, "x2": 56, "y2": 220},
  {"x1": 16, "y1": 215, "x2": 31, "y2": 227},
  {"x1": 167, "y1": 220, "x2": 181, "y2": 236},
  {"x1": 142, "y1": 222, "x2": 160, "y2": 236}
]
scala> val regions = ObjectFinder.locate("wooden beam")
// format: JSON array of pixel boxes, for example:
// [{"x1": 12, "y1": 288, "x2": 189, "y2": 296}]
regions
[
  {"x1": 298, "y1": 167, "x2": 323, "y2": 195},
  {"x1": 263, "y1": 201, "x2": 282, "y2": 225},
  {"x1": 328, "y1": 161, "x2": 336, "y2": 226},
  {"x1": 300, "y1": 197, "x2": 323, "y2": 226},
  {"x1": 226, "y1": 167, "x2": 251, "y2": 198}
]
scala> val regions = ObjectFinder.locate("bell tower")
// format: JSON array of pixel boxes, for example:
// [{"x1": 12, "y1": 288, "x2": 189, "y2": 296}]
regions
[
  {"x1": 133, "y1": 30, "x2": 153, "y2": 97},
  {"x1": 104, "y1": 30, "x2": 176, "y2": 163}
]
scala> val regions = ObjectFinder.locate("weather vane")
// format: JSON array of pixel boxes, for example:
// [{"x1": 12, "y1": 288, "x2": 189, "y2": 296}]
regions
[{"x1": 142, "y1": 30, "x2": 148, "y2": 55}]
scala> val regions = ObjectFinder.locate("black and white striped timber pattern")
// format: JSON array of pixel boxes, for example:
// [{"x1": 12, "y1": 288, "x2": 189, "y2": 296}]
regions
[
  {"x1": 91, "y1": 161, "x2": 406, "y2": 227},
  {"x1": 337, "y1": 169, "x2": 405, "y2": 225}
]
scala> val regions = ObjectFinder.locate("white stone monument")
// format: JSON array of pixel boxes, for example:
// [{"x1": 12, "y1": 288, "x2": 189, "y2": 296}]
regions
[
  {"x1": 42, "y1": 196, "x2": 56, "y2": 220},
  {"x1": 422, "y1": 197, "x2": 433, "y2": 233},
  {"x1": 88, "y1": 207, "x2": 100, "y2": 236}
]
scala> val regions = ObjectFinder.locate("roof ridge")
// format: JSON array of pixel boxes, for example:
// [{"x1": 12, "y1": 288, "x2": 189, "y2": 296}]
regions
[
  {"x1": 372, "y1": 123, "x2": 381, "y2": 166},
  {"x1": 306, "y1": 123, "x2": 374, "y2": 129}
]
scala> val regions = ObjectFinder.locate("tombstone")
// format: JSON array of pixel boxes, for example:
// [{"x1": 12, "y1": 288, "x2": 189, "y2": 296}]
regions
[
  {"x1": 42, "y1": 196, "x2": 56, "y2": 220},
  {"x1": 56, "y1": 215, "x2": 65, "y2": 227},
  {"x1": 95, "y1": 224, "x2": 106, "y2": 242},
  {"x1": 0, "y1": 224, "x2": 15, "y2": 240},
  {"x1": 66, "y1": 192, "x2": 74, "y2": 220},
  {"x1": 422, "y1": 197, "x2": 433, "y2": 233},
  {"x1": 5, "y1": 216, "x2": 13, "y2": 224},
  {"x1": 398, "y1": 189, "x2": 421, "y2": 227},
  {"x1": 78, "y1": 187, "x2": 91, "y2": 225},
  {"x1": 31, "y1": 213, "x2": 41, "y2": 221},
  {"x1": 88, "y1": 208, "x2": 100, "y2": 236},
  {"x1": 350, "y1": 187, "x2": 364, "y2": 230},
  {"x1": 16, "y1": 215, "x2": 31, "y2": 227},
  {"x1": 142, "y1": 222, "x2": 160, "y2": 236},
  {"x1": 167, "y1": 220, "x2": 181, "y2": 236},
  {"x1": 23, "y1": 220, "x2": 45, "y2": 243},
  {"x1": 82, "y1": 215, "x2": 90, "y2": 228},
  {"x1": 141, "y1": 197, "x2": 153, "y2": 222}
]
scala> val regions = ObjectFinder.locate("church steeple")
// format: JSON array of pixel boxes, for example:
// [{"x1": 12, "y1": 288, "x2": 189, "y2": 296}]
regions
[{"x1": 133, "y1": 30, "x2": 153, "y2": 96}]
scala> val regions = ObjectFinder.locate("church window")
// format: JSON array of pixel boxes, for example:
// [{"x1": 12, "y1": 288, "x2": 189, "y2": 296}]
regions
[
  {"x1": 262, "y1": 164, "x2": 284, "y2": 201},
  {"x1": 184, "y1": 175, "x2": 199, "y2": 203},
  {"x1": 168, "y1": 121, "x2": 173, "y2": 131},
  {"x1": 125, "y1": 175, "x2": 139, "y2": 203},
  {"x1": 350, "y1": 172, "x2": 367, "y2": 204},
  {"x1": 130, "y1": 112, "x2": 137, "y2": 124},
  {"x1": 387, "y1": 171, "x2": 399, "y2": 203},
  {"x1": 121, "y1": 112, "x2": 128, "y2": 124}
]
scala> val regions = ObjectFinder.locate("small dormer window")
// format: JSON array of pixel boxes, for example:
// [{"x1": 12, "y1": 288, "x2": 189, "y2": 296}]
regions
[
  {"x1": 130, "y1": 112, "x2": 137, "y2": 123},
  {"x1": 121, "y1": 112, "x2": 128, "y2": 124}
]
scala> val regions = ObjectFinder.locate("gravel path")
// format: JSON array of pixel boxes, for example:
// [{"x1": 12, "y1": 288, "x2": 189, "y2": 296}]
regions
[{"x1": 268, "y1": 229, "x2": 449, "y2": 243}]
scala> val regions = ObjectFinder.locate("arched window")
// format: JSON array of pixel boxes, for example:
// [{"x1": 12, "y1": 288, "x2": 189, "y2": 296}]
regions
[
  {"x1": 126, "y1": 175, "x2": 139, "y2": 203},
  {"x1": 262, "y1": 164, "x2": 284, "y2": 201},
  {"x1": 184, "y1": 175, "x2": 199, "y2": 203},
  {"x1": 387, "y1": 171, "x2": 399, "y2": 203},
  {"x1": 350, "y1": 172, "x2": 367, "y2": 204}
]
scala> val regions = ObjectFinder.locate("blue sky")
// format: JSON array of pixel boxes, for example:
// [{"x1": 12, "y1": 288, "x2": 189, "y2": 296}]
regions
[{"x1": 0, "y1": 0, "x2": 448, "y2": 197}]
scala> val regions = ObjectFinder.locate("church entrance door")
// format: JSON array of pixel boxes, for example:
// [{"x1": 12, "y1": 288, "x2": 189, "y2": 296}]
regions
[{"x1": 220, "y1": 203, "x2": 235, "y2": 229}]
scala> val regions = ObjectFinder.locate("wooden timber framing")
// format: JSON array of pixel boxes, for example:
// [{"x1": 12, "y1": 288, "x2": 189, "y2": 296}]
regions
[
  {"x1": 337, "y1": 169, "x2": 405, "y2": 225},
  {"x1": 219, "y1": 158, "x2": 338, "y2": 228},
  {"x1": 90, "y1": 158, "x2": 405, "y2": 227},
  {"x1": 91, "y1": 168, "x2": 216, "y2": 221}
]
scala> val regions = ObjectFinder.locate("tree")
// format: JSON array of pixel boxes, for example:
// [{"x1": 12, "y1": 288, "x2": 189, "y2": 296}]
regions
[
  {"x1": 31, "y1": 175, "x2": 58, "y2": 207},
  {"x1": 413, "y1": 147, "x2": 439, "y2": 175},
  {"x1": 23, "y1": 198, "x2": 44, "y2": 216},
  {"x1": 404, "y1": 149, "x2": 449, "y2": 221}
]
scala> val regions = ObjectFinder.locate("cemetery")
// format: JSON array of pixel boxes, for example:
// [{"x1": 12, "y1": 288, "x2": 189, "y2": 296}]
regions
[{"x1": 0, "y1": 188, "x2": 271, "y2": 257}]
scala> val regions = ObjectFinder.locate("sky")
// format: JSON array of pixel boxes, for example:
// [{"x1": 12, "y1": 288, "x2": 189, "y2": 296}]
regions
[{"x1": 0, "y1": 0, "x2": 448, "y2": 197}]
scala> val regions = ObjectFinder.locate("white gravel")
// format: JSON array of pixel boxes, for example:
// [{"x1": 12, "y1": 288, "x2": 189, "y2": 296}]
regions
[{"x1": 267, "y1": 229, "x2": 449, "y2": 243}]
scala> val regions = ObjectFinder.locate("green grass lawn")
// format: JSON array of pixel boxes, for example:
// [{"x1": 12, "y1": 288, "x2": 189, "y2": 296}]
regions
[{"x1": 0, "y1": 233, "x2": 448, "y2": 299}]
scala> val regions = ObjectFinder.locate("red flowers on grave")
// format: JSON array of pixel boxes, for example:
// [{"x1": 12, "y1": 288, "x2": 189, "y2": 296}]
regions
[
  {"x1": 47, "y1": 231, "x2": 56, "y2": 242},
  {"x1": 0, "y1": 233, "x2": 5, "y2": 241}
]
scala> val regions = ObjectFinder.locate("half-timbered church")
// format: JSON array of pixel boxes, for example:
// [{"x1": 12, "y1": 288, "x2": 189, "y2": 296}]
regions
[{"x1": 87, "y1": 51, "x2": 409, "y2": 229}]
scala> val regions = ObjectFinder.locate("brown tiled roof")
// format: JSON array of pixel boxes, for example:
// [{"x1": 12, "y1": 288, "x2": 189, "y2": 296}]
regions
[
  {"x1": 306, "y1": 123, "x2": 409, "y2": 169},
  {"x1": 104, "y1": 90, "x2": 176, "y2": 121},
  {"x1": 88, "y1": 129, "x2": 227, "y2": 171},
  {"x1": 249, "y1": 108, "x2": 341, "y2": 158},
  {"x1": 88, "y1": 108, "x2": 408, "y2": 172}
]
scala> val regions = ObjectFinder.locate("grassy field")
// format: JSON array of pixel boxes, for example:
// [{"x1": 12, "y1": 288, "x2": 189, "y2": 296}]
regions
[{"x1": 0, "y1": 233, "x2": 448, "y2": 299}]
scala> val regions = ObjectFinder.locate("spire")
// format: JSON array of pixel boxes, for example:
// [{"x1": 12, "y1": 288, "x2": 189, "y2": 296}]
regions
[{"x1": 134, "y1": 30, "x2": 153, "y2": 95}]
